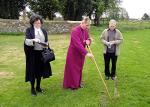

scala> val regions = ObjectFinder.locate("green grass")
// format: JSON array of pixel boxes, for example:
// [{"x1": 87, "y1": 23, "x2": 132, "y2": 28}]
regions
[
  {"x1": 117, "y1": 20, "x2": 150, "y2": 32},
  {"x1": 0, "y1": 27, "x2": 150, "y2": 107}
]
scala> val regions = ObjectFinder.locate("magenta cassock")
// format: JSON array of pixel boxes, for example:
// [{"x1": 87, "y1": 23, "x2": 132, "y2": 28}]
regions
[{"x1": 63, "y1": 25, "x2": 91, "y2": 89}]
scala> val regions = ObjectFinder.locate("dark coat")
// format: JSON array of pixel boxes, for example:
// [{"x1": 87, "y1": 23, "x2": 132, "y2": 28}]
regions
[{"x1": 24, "y1": 26, "x2": 52, "y2": 82}]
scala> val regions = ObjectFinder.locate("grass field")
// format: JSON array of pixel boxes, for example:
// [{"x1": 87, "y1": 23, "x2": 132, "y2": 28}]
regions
[{"x1": 0, "y1": 26, "x2": 150, "y2": 107}]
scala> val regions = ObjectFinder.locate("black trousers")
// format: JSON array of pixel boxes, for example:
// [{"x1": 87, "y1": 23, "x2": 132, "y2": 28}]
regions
[{"x1": 103, "y1": 52, "x2": 117, "y2": 77}]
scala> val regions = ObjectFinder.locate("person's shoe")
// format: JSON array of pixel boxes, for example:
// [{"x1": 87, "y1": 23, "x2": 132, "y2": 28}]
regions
[
  {"x1": 111, "y1": 76, "x2": 116, "y2": 80},
  {"x1": 105, "y1": 76, "x2": 109, "y2": 80},
  {"x1": 80, "y1": 84, "x2": 84, "y2": 88},
  {"x1": 70, "y1": 88, "x2": 77, "y2": 90},
  {"x1": 31, "y1": 88, "x2": 37, "y2": 96},
  {"x1": 36, "y1": 87, "x2": 43, "y2": 93}
]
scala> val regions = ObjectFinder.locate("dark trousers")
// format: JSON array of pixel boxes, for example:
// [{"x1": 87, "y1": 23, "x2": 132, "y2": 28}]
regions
[{"x1": 103, "y1": 52, "x2": 117, "y2": 77}]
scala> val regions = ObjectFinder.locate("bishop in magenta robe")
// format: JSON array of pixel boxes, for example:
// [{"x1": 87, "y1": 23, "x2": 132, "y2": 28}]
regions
[{"x1": 63, "y1": 25, "x2": 91, "y2": 89}]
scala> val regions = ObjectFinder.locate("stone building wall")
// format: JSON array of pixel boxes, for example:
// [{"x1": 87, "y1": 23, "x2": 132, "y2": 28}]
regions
[{"x1": 0, "y1": 19, "x2": 80, "y2": 34}]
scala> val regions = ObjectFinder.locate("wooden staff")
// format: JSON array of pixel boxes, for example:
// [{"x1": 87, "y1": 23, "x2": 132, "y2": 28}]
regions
[{"x1": 87, "y1": 45, "x2": 112, "y2": 100}]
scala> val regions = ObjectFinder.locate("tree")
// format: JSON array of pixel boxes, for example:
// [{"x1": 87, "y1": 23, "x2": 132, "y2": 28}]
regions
[
  {"x1": 142, "y1": 13, "x2": 150, "y2": 20},
  {"x1": 59, "y1": 0, "x2": 105, "y2": 23},
  {"x1": 59, "y1": 0, "x2": 93, "y2": 21},
  {"x1": 91, "y1": 0, "x2": 105, "y2": 25},
  {"x1": 27, "y1": 0, "x2": 121, "y2": 24},
  {"x1": 0, "y1": 0, "x2": 26, "y2": 19},
  {"x1": 119, "y1": 7, "x2": 129, "y2": 20},
  {"x1": 105, "y1": 0, "x2": 122, "y2": 20},
  {"x1": 27, "y1": 0, "x2": 60, "y2": 20},
  {"x1": 92, "y1": 0, "x2": 122, "y2": 25}
]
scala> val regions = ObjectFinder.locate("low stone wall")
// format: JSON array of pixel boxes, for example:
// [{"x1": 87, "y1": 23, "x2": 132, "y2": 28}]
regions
[{"x1": 0, "y1": 19, "x2": 80, "y2": 34}]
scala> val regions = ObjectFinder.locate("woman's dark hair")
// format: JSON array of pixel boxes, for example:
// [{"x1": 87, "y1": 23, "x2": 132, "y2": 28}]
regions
[{"x1": 29, "y1": 14, "x2": 43, "y2": 26}]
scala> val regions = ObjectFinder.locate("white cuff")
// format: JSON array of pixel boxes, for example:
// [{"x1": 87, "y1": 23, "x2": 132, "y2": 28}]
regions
[{"x1": 25, "y1": 39, "x2": 34, "y2": 46}]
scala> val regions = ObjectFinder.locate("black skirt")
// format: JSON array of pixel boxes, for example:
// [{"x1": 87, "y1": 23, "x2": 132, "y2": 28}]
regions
[
  {"x1": 34, "y1": 50, "x2": 45, "y2": 78},
  {"x1": 25, "y1": 48, "x2": 52, "y2": 82}
]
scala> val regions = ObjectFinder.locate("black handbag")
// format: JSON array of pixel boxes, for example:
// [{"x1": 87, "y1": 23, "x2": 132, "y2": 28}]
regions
[{"x1": 41, "y1": 48, "x2": 55, "y2": 63}]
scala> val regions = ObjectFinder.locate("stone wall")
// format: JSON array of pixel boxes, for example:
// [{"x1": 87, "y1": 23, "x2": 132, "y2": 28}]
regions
[{"x1": 0, "y1": 19, "x2": 80, "y2": 34}]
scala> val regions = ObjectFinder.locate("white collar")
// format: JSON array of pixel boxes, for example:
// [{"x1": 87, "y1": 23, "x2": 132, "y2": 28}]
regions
[{"x1": 34, "y1": 27, "x2": 41, "y2": 32}]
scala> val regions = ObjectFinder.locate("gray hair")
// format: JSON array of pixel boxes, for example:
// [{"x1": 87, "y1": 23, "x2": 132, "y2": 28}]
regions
[{"x1": 109, "y1": 19, "x2": 117, "y2": 25}]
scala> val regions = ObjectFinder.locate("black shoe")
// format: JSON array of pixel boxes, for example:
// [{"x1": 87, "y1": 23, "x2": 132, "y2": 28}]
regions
[
  {"x1": 36, "y1": 87, "x2": 42, "y2": 93},
  {"x1": 31, "y1": 88, "x2": 37, "y2": 96},
  {"x1": 70, "y1": 88, "x2": 77, "y2": 90}
]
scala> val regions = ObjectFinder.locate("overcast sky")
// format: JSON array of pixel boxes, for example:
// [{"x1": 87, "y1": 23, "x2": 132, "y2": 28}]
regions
[{"x1": 121, "y1": 0, "x2": 150, "y2": 19}]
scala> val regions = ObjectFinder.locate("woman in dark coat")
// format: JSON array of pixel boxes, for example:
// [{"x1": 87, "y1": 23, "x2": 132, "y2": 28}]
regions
[{"x1": 24, "y1": 14, "x2": 52, "y2": 96}]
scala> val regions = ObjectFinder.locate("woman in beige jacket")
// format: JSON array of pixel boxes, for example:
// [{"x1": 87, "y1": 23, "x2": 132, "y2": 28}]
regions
[{"x1": 100, "y1": 19, "x2": 123, "y2": 80}]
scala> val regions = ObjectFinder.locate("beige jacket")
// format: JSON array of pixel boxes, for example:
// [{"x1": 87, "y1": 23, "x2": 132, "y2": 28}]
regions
[{"x1": 100, "y1": 28, "x2": 123, "y2": 56}]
